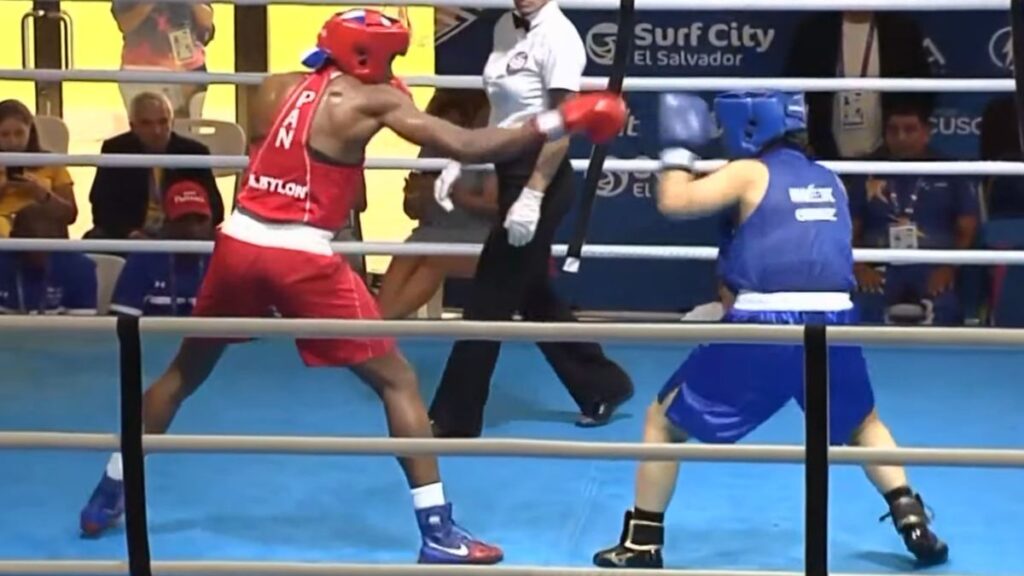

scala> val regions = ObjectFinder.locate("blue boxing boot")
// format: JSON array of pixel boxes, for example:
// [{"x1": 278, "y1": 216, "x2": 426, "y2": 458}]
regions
[
  {"x1": 416, "y1": 503, "x2": 503, "y2": 564},
  {"x1": 79, "y1": 455, "x2": 125, "y2": 537}
]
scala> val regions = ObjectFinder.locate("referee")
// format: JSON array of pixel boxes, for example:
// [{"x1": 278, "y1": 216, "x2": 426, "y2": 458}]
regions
[{"x1": 429, "y1": 0, "x2": 634, "y2": 438}]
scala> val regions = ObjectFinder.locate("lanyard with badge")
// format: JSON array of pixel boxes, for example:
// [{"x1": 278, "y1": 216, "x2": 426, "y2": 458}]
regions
[
  {"x1": 837, "y1": 20, "x2": 876, "y2": 131},
  {"x1": 888, "y1": 177, "x2": 921, "y2": 251},
  {"x1": 162, "y1": 10, "x2": 198, "y2": 66}
]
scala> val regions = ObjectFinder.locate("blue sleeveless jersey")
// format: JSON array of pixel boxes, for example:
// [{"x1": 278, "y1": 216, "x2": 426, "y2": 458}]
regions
[{"x1": 718, "y1": 146, "x2": 855, "y2": 294}]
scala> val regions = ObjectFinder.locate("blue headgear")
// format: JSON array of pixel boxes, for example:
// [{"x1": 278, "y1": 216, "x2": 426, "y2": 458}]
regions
[{"x1": 713, "y1": 91, "x2": 807, "y2": 158}]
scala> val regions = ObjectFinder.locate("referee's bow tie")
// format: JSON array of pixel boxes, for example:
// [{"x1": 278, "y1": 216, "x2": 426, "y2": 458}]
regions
[{"x1": 513, "y1": 12, "x2": 530, "y2": 31}]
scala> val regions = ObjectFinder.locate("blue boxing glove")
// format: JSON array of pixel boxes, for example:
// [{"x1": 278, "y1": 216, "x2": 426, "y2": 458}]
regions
[{"x1": 658, "y1": 93, "x2": 715, "y2": 172}]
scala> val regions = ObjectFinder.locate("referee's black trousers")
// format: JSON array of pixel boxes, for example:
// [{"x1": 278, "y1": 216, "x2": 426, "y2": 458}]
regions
[{"x1": 429, "y1": 151, "x2": 634, "y2": 438}]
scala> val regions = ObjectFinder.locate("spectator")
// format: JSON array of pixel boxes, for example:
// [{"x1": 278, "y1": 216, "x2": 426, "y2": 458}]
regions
[
  {"x1": 0, "y1": 203, "x2": 97, "y2": 315},
  {"x1": 86, "y1": 92, "x2": 222, "y2": 240},
  {"x1": 979, "y1": 96, "x2": 1024, "y2": 218},
  {"x1": 110, "y1": 181, "x2": 213, "y2": 317},
  {"x1": 784, "y1": 11, "x2": 931, "y2": 159},
  {"x1": 0, "y1": 99, "x2": 77, "y2": 237},
  {"x1": 113, "y1": 1, "x2": 214, "y2": 118},
  {"x1": 848, "y1": 97, "x2": 980, "y2": 325},
  {"x1": 377, "y1": 89, "x2": 497, "y2": 319}
]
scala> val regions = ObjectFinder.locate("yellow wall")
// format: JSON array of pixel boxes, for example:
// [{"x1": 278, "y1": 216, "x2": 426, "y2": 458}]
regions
[
  {"x1": 1, "y1": 4, "x2": 429, "y2": 273},
  {"x1": 0, "y1": 2, "x2": 36, "y2": 120}
]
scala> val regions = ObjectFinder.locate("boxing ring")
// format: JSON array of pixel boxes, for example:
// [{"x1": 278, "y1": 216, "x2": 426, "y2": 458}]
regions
[{"x1": 2, "y1": 0, "x2": 1024, "y2": 573}]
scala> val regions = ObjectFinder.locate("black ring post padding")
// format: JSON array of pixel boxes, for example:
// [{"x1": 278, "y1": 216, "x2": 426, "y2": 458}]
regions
[
  {"x1": 803, "y1": 323, "x2": 829, "y2": 576},
  {"x1": 116, "y1": 315, "x2": 153, "y2": 576},
  {"x1": 1011, "y1": 0, "x2": 1024, "y2": 154},
  {"x1": 562, "y1": 0, "x2": 635, "y2": 273}
]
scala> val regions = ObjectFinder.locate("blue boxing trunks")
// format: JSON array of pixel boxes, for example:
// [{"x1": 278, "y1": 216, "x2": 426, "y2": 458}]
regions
[{"x1": 658, "y1": 294, "x2": 875, "y2": 445}]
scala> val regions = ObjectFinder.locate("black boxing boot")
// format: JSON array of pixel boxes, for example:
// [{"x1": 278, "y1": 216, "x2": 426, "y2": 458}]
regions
[
  {"x1": 593, "y1": 509, "x2": 664, "y2": 569},
  {"x1": 880, "y1": 487, "x2": 949, "y2": 566}
]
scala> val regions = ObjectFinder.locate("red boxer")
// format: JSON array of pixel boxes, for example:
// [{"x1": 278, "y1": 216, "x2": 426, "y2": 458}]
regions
[{"x1": 80, "y1": 7, "x2": 628, "y2": 564}]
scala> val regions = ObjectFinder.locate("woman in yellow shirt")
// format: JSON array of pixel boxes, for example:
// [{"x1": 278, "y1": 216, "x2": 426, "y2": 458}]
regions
[{"x1": 0, "y1": 99, "x2": 78, "y2": 237}]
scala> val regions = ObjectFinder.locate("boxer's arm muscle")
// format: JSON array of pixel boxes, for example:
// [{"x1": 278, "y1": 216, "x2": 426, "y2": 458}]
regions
[
  {"x1": 250, "y1": 73, "x2": 303, "y2": 145},
  {"x1": 657, "y1": 160, "x2": 766, "y2": 218},
  {"x1": 375, "y1": 89, "x2": 541, "y2": 163}
]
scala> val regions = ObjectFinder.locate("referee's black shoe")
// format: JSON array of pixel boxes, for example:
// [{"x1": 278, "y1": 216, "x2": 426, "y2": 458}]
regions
[{"x1": 576, "y1": 389, "x2": 633, "y2": 427}]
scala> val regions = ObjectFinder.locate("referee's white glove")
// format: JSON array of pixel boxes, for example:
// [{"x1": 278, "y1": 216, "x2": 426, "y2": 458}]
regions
[
  {"x1": 433, "y1": 161, "x2": 462, "y2": 212},
  {"x1": 504, "y1": 187, "x2": 544, "y2": 247}
]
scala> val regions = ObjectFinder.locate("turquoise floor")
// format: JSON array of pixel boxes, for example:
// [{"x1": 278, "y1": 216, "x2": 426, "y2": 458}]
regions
[{"x1": 1, "y1": 332, "x2": 1022, "y2": 574}]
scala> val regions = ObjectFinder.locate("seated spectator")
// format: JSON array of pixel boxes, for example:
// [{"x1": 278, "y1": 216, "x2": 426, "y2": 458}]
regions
[
  {"x1": 784, "y1": 11, "x2": 931, "y2": 159},
  {"x1": 979, "y1": 96, "x2": 1024, "y2": 219},
  {"x1": 0, "y1": 204, "x2": 97, "y2": 315},
  {"x1": 0, "y1": 99, "x2": 78, "y2": 237},
  {"x1": 376, "y1": 89, "x2": 497, "y2": 319},
  {"x1": 847, "y1": 97, "x2": 980, "y2": 325},
  {"x1": 86, "y1": 91, "x2": 223, "y2": 240},
  {"x1": 110, "y1": 180, "x2": 213, "y2": 316}
]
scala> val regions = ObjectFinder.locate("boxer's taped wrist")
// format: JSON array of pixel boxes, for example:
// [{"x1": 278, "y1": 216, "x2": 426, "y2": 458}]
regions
[
  {"x1": 533, "y1": 110, "x2": 565, "y2": 141},
  {"x1": 660, "y1": 147, "x2": 698, "y2": 171}
]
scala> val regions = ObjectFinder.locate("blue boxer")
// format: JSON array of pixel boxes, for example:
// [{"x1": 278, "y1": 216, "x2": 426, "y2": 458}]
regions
[{"x1": 593, "y1": 90, "x2": 948, "y2": 571}]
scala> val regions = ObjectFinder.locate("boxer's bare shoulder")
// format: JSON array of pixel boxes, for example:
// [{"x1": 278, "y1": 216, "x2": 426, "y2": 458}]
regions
[{"x1": 249, "y1": 72, "x2": 307, "y2": 145}]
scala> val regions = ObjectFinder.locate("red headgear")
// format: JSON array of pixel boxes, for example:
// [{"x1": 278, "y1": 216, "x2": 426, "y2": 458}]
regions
[{"x1": 301, "y1": 9, "x2": 410, "y2": 84}]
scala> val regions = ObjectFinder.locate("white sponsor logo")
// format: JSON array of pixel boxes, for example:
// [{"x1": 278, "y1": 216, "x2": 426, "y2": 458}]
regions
[
  {"x1": 435, "y1": 8, "x2": 479, "y2": 45},
  {"x1": 425, "y1": 541, "x2": 469, "y2": 557},
  {"x1": 596, "y1": 163, "x2": 629, "y2": 197},
  {"x1": 274, "y1": 90, "x2": 317, "y2": 150},
  {"x1": 597, "y1": 156, "x2": 659, "y2": 199},
  {"x1": 788, "y1": 185, "x2": 835, "y2": 204},
  {"x1": 931, "y1": 113, "x2": 982, "y2": 136},
  {"x1": 586, "y1": 21, "x2": 775, "y2": 68},
  {"x1": 247, "y1": 174, "x2": 309, "y2": 199},
  {"x1": 795, "y1": 207, "x2": 837, "y2": 222},
  {"x1": 989, "y1": 26, "x2": 1013, "y2": 71},
  {"x1": 922, "y1": 37, "x2": 946, "y2": 72},
  {"x1": 586, "y1": 22, "x2": 619, "y2": 66}
]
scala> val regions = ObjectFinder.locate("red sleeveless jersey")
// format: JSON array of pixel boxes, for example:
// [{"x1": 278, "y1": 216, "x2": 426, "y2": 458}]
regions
[{"x1": 236, "y1": 67, "x2": 362, "y2": 231}]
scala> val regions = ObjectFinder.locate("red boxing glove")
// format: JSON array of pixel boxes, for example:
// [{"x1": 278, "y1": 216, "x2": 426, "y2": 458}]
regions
[
  {"x1": 390, "y1": 77, "x2": 413, "y2": 99},
  {"x1": 531, "y1": 92, "x2": 627, "y2": 144}
]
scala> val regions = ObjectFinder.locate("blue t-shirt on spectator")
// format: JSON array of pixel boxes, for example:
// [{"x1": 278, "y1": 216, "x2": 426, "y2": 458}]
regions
[
  {"x1": 110, "y1": 254, "x2": 209, "y2": 316},
  {"x1": 0, "y1": 252, "x2": 97, "y2": 315},
  {"x1": 848, "y1": 174, "x2": 980, "y2": 249}
]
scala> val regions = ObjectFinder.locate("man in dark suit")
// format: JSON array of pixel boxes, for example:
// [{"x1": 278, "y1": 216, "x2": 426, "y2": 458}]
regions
[
  {"x1": 86, "y1": 91, "x2": 223, "y2": 239},
  {"x1": 784, "y1": 11, "x2": 933, "y2": 160}
]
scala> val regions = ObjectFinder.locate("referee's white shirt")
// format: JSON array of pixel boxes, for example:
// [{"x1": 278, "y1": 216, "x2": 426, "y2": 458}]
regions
[{"x1": 483, "y1": 1, "x2": 587, "y2": 128}]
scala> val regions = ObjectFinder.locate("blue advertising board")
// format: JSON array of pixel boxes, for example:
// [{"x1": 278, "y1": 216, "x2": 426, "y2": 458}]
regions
[{"x1": 437, "y1": 8, "x2": 1011, "y2": 311}]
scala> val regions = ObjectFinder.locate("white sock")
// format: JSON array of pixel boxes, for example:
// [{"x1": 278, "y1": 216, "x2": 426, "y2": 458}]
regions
[
  {"x1": 411, "y1": 482, "x2": 446, "y2": 510},
  {"x1": 106, "y1": 453, "x2": 123, "y2": 481}
]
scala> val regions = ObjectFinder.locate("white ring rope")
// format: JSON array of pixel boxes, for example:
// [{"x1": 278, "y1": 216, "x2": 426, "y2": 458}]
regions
[
  {"x1": 2, "y1": 238, "x2": 1023, "y2": 267},
  {"x1": 0, "y1": 563, "x2": 965, "y2": 576},
  {"x1": 50, "y1": 0, "x2": 1013, "y2": 9},
  {"x1": 0, "y1": 316, "x2": 805, "y2": 343},
  {"x1": 1, "y1": 431, "x2": 1022, "y2": 467},
  {"x1": 0, "y1": 69, "x2": 1012, "y2": 93},
  {"x1": 2, "y1": 316, "x2": 1024, "y2": 347},
  {"x1": 1, "y1": 152, "x2": 1022, "y2": 176}
]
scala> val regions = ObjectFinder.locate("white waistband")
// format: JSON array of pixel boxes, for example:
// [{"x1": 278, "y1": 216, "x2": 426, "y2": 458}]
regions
[
  {"x1": 733, "y1": 291, "x2": 853, "y2": 312},
  {"x1": 221, "y1": 211, "x2": 335, "y2": 256}
]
